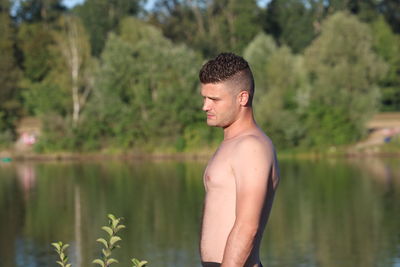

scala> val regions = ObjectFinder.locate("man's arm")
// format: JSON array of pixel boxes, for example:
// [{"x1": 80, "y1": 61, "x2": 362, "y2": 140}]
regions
[{"x1": 221, "y1": 136, "x2": 274, "y2": 267}]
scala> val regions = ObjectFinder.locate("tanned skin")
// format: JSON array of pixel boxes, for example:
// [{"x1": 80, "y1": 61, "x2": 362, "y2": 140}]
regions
[{"x1": 200, "y1": 82, "x2": 280, "y2": 267}]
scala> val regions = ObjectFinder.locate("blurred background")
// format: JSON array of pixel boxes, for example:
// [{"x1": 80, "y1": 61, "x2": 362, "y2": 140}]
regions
[{"x1": 0, "y1": 0, "x2": 399, "y2": 155}]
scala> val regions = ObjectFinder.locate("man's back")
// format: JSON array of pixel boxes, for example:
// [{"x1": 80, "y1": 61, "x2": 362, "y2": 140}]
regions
[{"x1": 200, "y1": 127, "x2": 280, "y2": 266}]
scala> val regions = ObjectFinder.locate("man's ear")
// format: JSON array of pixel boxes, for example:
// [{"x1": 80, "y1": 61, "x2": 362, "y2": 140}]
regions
[{"x1": 238, "y1": 91, "x2": 249, "y2": 107}]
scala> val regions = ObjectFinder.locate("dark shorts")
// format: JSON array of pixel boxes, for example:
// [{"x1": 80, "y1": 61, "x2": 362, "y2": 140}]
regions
[{"x1": 202, "y1": 262, "x2": 263, "y2": 267}]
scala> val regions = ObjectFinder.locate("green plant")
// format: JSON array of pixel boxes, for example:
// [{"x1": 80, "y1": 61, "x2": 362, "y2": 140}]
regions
[
  {"x1": 52, "y1": 214, "x2": 148, "y2": 267},
  {"x1": 131, "y1": 258, "x2": 148, "y2": 267},
  {"x1": 93, "y1": 214, "x2": 125, "y2": 267},
  {"x1": 51, "y1": 242, "x2": 71, "y2": 267}
]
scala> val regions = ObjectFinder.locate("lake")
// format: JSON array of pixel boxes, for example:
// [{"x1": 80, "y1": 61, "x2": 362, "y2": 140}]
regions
[{"x1": 0, "y1": 158, "x2": 399, "y2": 267}]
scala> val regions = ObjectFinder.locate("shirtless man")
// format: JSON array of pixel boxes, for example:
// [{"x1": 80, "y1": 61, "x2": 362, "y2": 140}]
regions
[{"x1": 199, "y1": 53, "x2": 280, "y2": 267}]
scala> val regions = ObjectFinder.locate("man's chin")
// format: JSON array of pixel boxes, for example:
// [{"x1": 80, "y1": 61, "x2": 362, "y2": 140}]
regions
[{"x1": 206, "y1": 120, "x2": 218, "y2": 127}]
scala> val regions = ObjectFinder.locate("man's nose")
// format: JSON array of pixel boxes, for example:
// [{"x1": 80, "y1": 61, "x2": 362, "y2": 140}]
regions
[{"x1": 202, "y1": 99, "x2": 210, "y2": 111}]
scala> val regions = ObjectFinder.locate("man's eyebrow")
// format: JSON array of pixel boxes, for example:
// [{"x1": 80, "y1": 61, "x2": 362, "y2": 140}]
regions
[
  {"x1": 200, "y1": 91, "x2": 220, "y2": 100},
  {"x1": 206, "y1": 96, "x2": 220, "y2": 100}
]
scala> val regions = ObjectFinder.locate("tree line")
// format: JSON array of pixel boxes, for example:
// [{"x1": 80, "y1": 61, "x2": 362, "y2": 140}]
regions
[{"x1": 0, "y1": 0, "x2": 399, "y2": 152}]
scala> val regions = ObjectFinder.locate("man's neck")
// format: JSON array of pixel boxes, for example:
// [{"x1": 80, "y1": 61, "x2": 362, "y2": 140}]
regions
[{"x1": 223, "y1": 109, "x2": 257, "y2": 141}]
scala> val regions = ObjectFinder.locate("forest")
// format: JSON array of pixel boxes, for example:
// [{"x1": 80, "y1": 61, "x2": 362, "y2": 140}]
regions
[{"x1": 0, "y1": 0, "x2": 399, "y2": 152}]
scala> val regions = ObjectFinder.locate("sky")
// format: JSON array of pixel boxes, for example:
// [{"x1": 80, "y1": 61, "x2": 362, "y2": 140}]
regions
[
  {"x1": 62, "y1": 0, "x2": 85, "y2": 9},
  {"x1": 62, "y1": 0, "x2": 158, "y2": 10},
  {"x1": 62, "y1": 0, "x2": 272, "y2": 9}
]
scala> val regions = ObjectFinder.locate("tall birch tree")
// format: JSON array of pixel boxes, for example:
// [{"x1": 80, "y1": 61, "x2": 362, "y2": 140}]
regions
[{"x1": 53, "y1": 15, "x2": 93, "y2": 127}]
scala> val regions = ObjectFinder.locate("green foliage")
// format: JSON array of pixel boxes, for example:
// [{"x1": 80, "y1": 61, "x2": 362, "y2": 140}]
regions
[
  {"x1": 243, "y1": 33, "x2": 277, "y2": 91},
  {"x1": 131, "y1": 258, "x2": 148, "y2": 267},
  {"x1": 0, "y1": 127, "x2": 13, "y2": 148},
  {"x1": 52, "y1": 14, "x2": 94, "y2": 127},
  {"x1": 0, "y1": 10, "x2": 22, "y2": 135},
  {"x1": 80, "y1": 18, "x2": 203, "y2": 151},
  {"x1": 17, "y1": 22, "x2": 54, "y2": 82},
  {"x1": 378, "y1": 0, "x2": 400, "y2": 33},
  {"x1": 80, "y1": 33, "x2": 141, "y2": 149},
  {"x1": 19, "y1": 15, "x2": 96, "y2": 151},
  {"x1": 22, "y1": 81, "x2": 69, "y2": 116},
  {"x1": 303, "y1": 12, "x2": 387, "y2": 146},
  {"x1": 52, "y1": 214, "x2": 148, "y2": 267},
  {"x1": 93, "y1": 214, "x2": 125, "y2": 267},
  {"x1": 370, "y1": 16, "x2": 400, "y2": 111},
  {"x1": 245, "y1": 12, "x2": 388, "y2": 148},
  {"x1": 151, "y1": 0, "x2": 261, "y2": 57},
  {"x1": 182, "y1": 123, "x2": 222, "y2": 150},
  {"x1": 52, "y1": 241, "x2": 72, "y2": 267},
  {"x1": 17, "y1": 20, "x2": 74, "y2": 132},
  {"x1": 262, "y1": 0, "x2": 318, "y2": 53},
  {"x1": 14, "y1": 0, "x2": 65, "y2": 23},
  {"x1": 74, "y1": 0, "x2": 140, "y2": 56},
  {"x1": 33, "y1": 114, "x2": 76, "y2": 152},
  {"x1": 244, "y1": 33, "x2": 308, "y2": 148},
  {"x1": 1, "y1": 0, "x2": 400, "y2": 152},
  {"x1": 346, "y1": 0, "x2": 379, "y2": 22},
  {"x1": 215, "y1": 0, "x2": 262, "y2": 54},
  {"x1": 18, "y1": 18, "x2": 78, "y2": 119}
]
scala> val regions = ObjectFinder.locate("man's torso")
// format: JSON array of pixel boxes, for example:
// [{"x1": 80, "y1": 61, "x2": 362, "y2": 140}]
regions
[{"x1": 200, "y1": 129, "x2": 279, "y2": 264}]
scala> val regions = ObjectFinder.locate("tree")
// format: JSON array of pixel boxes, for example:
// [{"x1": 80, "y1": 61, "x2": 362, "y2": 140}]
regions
[
  {"x1": 13, "y1": 0, "x2": 65, "y2": 23},
  {"x1": 73, "y1": 0, "x2": 140, "y2": 56},
  {"x1": 370, "y1": 16, "x2": 400, "y2": 111},
  {"x1": 303, "y1": 12, "x2": 387, "y2": 146},
  {"x1": 244, "y1": 33, "x2": 309, "y2": 148},
  {"x1": 261, "y1": 0, "x2": 387, "y2": 53},
  {"x1": 19, "y1": 21, "x2": 70, "y2": 118},
  {"x1": 150, "y1": 0, "x2": 261, "y2": 57},
  {"x1": 17, "y1": 22, "x2": 54, "y2": 82},
  {"x1": 15, "y1": 2, "x2": 69, "y2": 122},
  {"x1": 52, "y1": 15, "x2": 93, "y2": 127},
  {"x1": 243, "y1": 33, "x2": 277, "y2": 93},
  {"x1": 378, "y1": 0, "x2": 400, "y2": 33},
  {"x1": 21, "y1": 15, "x2": 93, "y2": 124},
  {"x1": 262, "y1": 0, "x2": 320, "y2": 53},
  {"x1": 18, "y1": 15, "x2": 94, "y2": 151},
  {"x1": 0, "y1": 4, "x2": 21, "y2": 144},
  {"x1": 213, "y1": 0, "x2": 262, "y2": 54},
  {"x1": 81, "y1": 18, "x2": 203, "y2": 150}
]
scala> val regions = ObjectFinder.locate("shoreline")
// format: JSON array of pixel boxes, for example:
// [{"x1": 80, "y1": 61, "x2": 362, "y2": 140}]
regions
[
  {"x1": 0, "y1": 150, "x2": 214, "y2": 162},
  {"x1": 1, "y1": 147, "x2": 400, "y2": 162}
]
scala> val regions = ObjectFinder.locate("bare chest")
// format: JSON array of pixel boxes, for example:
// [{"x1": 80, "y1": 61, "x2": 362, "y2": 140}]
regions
[{"x1": 203, "y1": 144, "x2": 236, "y2": 191}]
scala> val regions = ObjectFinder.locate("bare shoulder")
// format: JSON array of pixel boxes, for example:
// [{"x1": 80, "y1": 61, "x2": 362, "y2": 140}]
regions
[
  {"x1": 233, "y1": 131, "x2": 275, "y2": 159},
  {"x1": 231, "y1": 130, "x2": 280, "y2": 188}
]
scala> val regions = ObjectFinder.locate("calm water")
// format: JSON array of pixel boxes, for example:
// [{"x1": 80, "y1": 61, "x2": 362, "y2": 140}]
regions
[{"x1": 0, "y1": 158, "x2": 399, "y2": 267}]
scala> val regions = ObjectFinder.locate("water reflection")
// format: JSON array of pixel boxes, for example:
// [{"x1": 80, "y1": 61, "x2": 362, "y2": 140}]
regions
[
  {"x1": 0, "y1": 158, "x2": 399, "y2": 267},
  {"x1": 74, "y1": 185, "x2": 82, "y2": 267},
  {"x1": 263, "y1": 158, "x2": 400, "y2": 267},
  {"x1": 348, "y1": 158, "x2": 399, "y2": 189},
  {"x1": 16, "y1": 164, "x2": 36, "y2": 201}
]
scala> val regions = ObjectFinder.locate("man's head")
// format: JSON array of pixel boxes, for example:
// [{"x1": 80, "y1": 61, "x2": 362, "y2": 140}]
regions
[
  {"x1": 199, "y1": 52, "x2": 255, "y2": 107},
  {"x1": 199, "y1": 53, "x2": 255, "y2": 128}
]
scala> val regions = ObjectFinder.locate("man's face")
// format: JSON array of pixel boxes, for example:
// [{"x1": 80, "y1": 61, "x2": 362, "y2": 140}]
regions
[{"x1": 201, "y1": 82, "x2": 239, "y2": 128}]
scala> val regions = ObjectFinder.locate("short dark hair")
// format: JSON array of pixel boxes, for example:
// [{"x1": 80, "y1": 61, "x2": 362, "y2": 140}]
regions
[{"x1": 199, "y1": 52, "x2": 255, "y2": 106}]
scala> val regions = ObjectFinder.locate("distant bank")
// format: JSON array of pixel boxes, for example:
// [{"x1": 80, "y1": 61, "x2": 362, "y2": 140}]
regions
[{"x1": 1, "y1": 113, "x2": 400, "y2": 161}]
